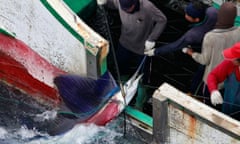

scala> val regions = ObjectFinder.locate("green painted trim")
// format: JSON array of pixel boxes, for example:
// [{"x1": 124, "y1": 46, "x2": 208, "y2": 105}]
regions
[
  {"x1": 212, "y1": 2, "x2": 220, "y2": 9},
  {"x1": 63, "y1": 0, "x2": 96, "y2": 21},
  {"x1": 125, "y1": 106, "x2": 153, "y2": 127},
  {"x1": 40, "y1": 0, "x2": 84, "y2": 44},
  {"x1": 0, "y1": 28, "x2": 16, "y2": 38},
  {"x1": 101, "y1": 57, "x2": 107, "y2": 75},
  {"x1": 212, "y1": 2, "x2": 240, "y2": 27},
  {"x1": 63, "y1": 0, "x2": 92, "y2": 13},
  {"x1": 235, "y1": 17, "x2": 240, "y2": 27},
  {"x1": 40, "y1": 0, "x2": 107, "y2": 74}
]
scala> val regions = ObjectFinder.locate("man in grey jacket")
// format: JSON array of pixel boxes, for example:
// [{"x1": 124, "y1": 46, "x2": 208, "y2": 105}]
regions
[{"x1": 97, "y1": 0, "x2": 167, "y2": 110}]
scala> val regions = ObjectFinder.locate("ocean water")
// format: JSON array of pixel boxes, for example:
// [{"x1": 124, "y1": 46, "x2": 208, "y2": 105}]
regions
[
  {"x1": 0, "y1": 117, "x2": 148, "y2": 144},
  {"x1": 0, "y1": 82, "x2": 148, "y2": 144}
]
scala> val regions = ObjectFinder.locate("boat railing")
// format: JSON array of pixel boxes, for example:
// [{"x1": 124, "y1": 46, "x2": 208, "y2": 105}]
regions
[
  {"x1": 41, "y1": 0, "x2": 109, "y2": 78},
  {"x1": 152, "y1": 83, "x2": 240, "y2": 144}
]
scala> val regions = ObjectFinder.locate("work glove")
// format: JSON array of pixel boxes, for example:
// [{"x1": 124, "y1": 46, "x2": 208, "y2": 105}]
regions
[
  {"x1": 182, "y1": 45, "x2": 192, "y2": 55},
  {"x1": 144, "y1": 40, "x2": 155, "y2": 51},
  {"x1": 210, "y1": 90, "x2": 223, "y2": 106},
  {"x1": 144, "y1": 40, "x2": 155, "y2": 56},
  {"x1": 182, "y1": 47, "x2": 189, "y2": 54},
  {"x1": 144, "y1": 48, "x2": 155, "y2": 56},
  {"x1": 96, "y1": 0, "x2": 107, "y2": 5}
]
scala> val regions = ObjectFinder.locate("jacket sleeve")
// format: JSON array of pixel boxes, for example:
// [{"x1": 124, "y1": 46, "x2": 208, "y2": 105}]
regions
[
  {"x1": 154, "y1": 36, "x2": 188, "y2": 55},
  {"x1": 207, "y1": 60, "x2": 234, "y2": 93},
  {"x1": 191, "y1": 34, "x2": 213, "y2": 65},
  {"x1": 147, "y1": 2, "x2": 167, "y2": 41}
]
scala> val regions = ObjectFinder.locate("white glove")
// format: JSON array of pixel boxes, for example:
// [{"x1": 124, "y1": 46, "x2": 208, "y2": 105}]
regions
[
  {"x1": 210, "y1": 90, "x2": 223, "y2": 106},
  {"x1": 144, "y1": 48, "x2": 155, "y2": 56},
  {"x1": 144, "y1": 40, "x2": 155, "y2": 51},
  {"x1": 182, "y1": 47, "x2": 189, "y2": 54},
  {"x1": 96, "y1": 0, "x2": 107, "y2": 5},
  {"x1": 182, "y1": 45, "x2": 192, "y2": 54}
]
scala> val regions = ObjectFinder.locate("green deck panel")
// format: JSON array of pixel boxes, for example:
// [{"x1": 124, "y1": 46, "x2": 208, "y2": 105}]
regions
[
  {"x1": 62, "y1": 0, "x2": 104, "y2": 73},
  {"x1": 125, "y1": 106, "x2": 153, "y2": 127},
  {"x1": 63, "y1": 0, "x2": 97, "y2": 20}
]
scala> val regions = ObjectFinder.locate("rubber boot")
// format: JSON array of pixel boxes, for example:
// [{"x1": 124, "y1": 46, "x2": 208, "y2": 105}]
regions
[{"x1": 134, "y1": 82, "x2": 148, "y2": 111}]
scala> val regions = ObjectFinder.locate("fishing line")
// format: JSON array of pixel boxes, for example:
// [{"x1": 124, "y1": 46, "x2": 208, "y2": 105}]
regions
[
  {"x1": 148, "y1": 57, "x2": 153, "y2": 83},
  {"x1": 99, "y1": 5, "x2": 128, "y2": 136},
  {"x1": 157, "y1": 54, "x2": 195, "y2": 74}
]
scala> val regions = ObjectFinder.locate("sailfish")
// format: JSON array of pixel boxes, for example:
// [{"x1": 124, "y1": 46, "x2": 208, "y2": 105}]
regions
[
  {"x1": 50, "y1": 65, "x2": 144, "y2": 135},
  {"x1": 0, "y1": 32, "x2": 143, "y2": 136}
]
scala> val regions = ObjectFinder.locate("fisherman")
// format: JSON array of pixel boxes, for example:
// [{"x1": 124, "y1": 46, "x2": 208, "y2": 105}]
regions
[
  {"x1": 144, "y1": 1, "x2": 218, "y2": 96},
  {"x1": 144, "y1": 1, "x2": 211, "y2": 56},
  {"x1": 207, "y1": 42, "x2": 240, "y2": 120},
  {"x1": 96, "y1": 0, "x2": 167, "y2": 110},
  {"x1": 183, "y1": 1, "x2": 240, "y2": 109}
]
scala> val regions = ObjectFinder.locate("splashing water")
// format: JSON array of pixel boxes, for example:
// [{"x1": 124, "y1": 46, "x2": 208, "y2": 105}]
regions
[
  {"x1": 0, "y1": 127, "x2": 7, "y2": 139},
  {"x1": 0, "y1": 117, "x2": 148, "y2": 144},
  {"x1": 34, "y1": 110, "x2": 58, "y2": 122},
  {"x1": 0, "y1": 80, "x2": 148, "y2": 144}
]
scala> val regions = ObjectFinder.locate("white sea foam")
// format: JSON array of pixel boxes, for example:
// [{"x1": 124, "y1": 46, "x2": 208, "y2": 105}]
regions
[
  {"x1": 14, "y1": 126, "x2": 41, "y2": 139},
  {"x1": 34, "y1": 110, "x2": 57, "y2": 122},
  {"x1": 0, "y1": 127, "x2": 8, "y2": 139},
  {"x1": 25, "y1": 123, "x2": 121, "y2": 144}
]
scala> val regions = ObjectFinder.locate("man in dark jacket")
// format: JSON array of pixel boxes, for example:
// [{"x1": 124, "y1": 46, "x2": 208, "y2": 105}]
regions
[
  {"x1": 144, "y1": 1, "x2": 217, "y2": 56},
  {"x1": 144, "y1": 1, "x2": 218, "y2": 96}
]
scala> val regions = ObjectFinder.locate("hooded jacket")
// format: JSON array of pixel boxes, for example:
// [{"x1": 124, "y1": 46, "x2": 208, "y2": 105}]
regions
[
  {"x1": 154, "y1": 6, "x2": 218, "y2": 55},
  {"x1": 192, "y1": 2, "x2": 240, "y2": 83}
]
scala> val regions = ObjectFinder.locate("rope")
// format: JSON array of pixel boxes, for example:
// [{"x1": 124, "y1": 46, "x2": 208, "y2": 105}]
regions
[{"x1": 99, "y1": 5, "x2": 128, "y2": 136}]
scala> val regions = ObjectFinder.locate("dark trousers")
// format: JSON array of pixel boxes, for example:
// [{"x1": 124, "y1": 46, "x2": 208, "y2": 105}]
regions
[
  {"x1": 190, "y1": 64, "x2": 205, "y2": 95},
  {"x1": 115, "y1": 43, "x2": 150, "y2": 84},
  {"x1": 114, "y1": 43, "x2": 152, "y2": 110}
]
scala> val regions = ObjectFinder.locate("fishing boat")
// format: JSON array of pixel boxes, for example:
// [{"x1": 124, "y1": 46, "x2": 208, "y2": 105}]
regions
[
  {"x1": 0, "y1": 0, "x2": 143, "y2": 135},
  {"x1": 1, "y1": 0, "x2": 240, "y2": 143},
  {"x1": 124, "y1": 1, "x2": 240, "y2": 144}
]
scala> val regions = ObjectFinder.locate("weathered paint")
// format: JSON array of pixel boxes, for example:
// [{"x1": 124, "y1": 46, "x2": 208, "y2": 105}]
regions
[
  {"x1": 187, "y1": 114, "x2": 197, "y2": 139},
  {"x1": 41, "y1": 0, "x2": 109, "y2": 76},
  {"x1": 0, "y1": 0, "x2": 108, "y2": 76},
  {"x1": 0, "y1": 33, "x2": 65, "y2": 103},
  {"x1": 152, "y1": 83, "x2": 240, "y2": 144},
  {"x1": 0, "y1": 31, "x2": 141, "y2": 128},
  {"x1": 0, "y1": 0, "x2": 134, "y2": 128}
]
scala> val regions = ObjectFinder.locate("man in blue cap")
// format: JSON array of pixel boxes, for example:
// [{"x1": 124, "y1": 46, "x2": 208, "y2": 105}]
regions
[
  {"x1": 97, "y1": 0, "x2": 167, "y2": 110},
  {"x1": 144, "y1": 1, "x2": 214, "y2": 56},
  {"x1": 144, "y1": 1, "x2": 218, "y2": 97}
]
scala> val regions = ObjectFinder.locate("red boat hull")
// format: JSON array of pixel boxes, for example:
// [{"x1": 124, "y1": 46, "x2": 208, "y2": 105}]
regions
[{"x1": 0, "y1": 34, "x2": 65, "y2": 104}]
